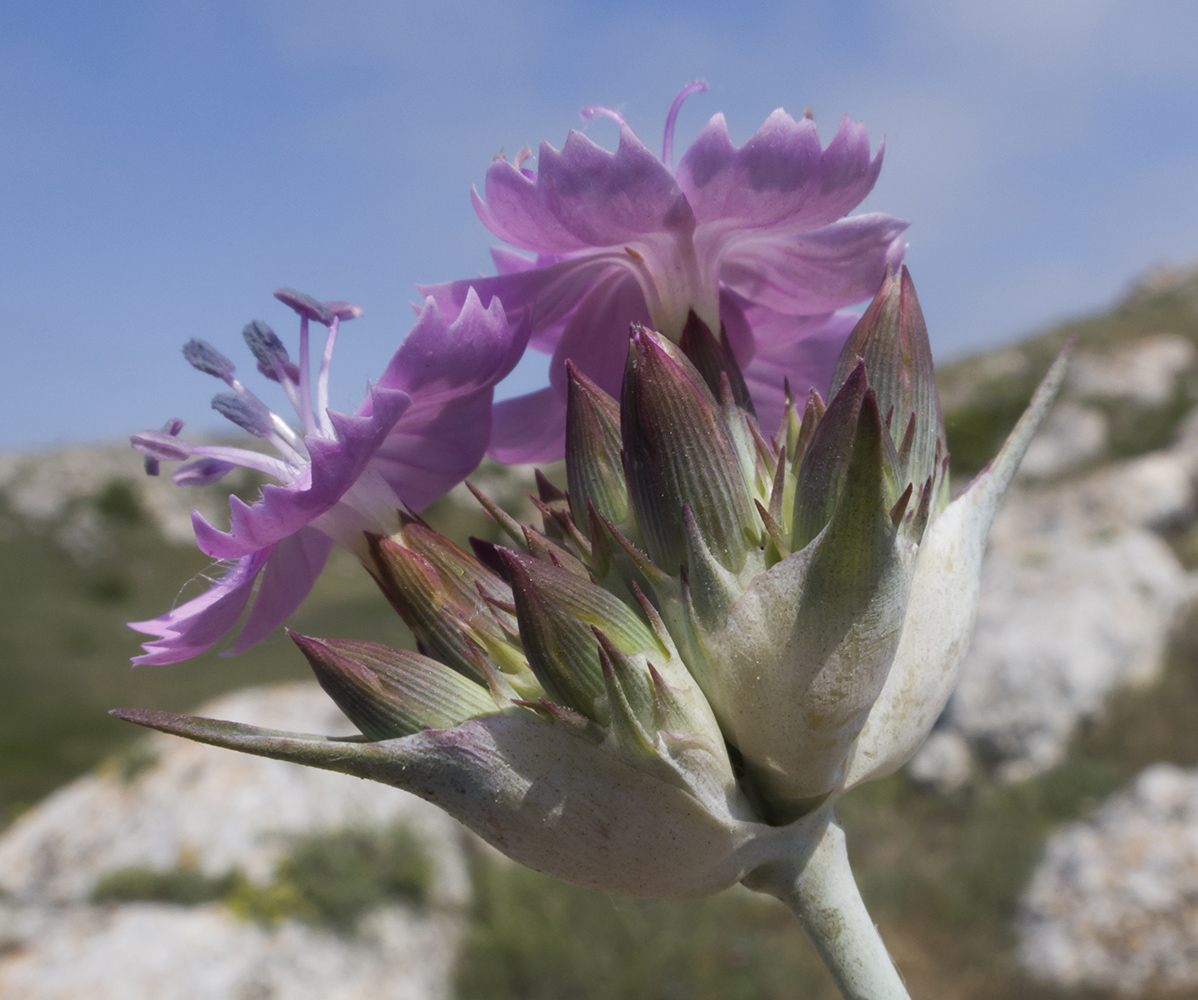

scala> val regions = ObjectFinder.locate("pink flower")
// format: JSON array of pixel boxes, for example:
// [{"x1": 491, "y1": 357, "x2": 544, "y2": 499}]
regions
[
  {"x1": 128, "y1": 287, "x2": 519, "y2": 665},
  {"x1": 422, "y1": 82, "x2": 907, "y2": 462}
]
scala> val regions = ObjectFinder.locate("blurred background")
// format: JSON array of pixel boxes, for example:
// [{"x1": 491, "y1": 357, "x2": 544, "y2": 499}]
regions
[{"x1": 3, "y1": 1, "x2": 1198, "y2": 998}]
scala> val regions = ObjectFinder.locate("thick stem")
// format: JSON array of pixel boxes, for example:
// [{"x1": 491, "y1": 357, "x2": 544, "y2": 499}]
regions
[{"x1": 746, "y1": 818, "x2": 910, "y2": 1000}]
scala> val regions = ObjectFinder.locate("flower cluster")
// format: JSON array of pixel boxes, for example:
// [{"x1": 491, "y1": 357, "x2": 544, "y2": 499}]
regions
[
  {"x1": 120, "y1": 86, "x2": 1067, "y2": 999},
  {"x1": 119, "y1": 266, "x2": 1066, "y2": 892}
]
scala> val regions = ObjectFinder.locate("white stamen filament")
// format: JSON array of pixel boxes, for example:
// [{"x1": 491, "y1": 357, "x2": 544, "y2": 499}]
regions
[
  {"x1": 271, "y1": 356, "x2": 303, "y2": 415},
  {"x1": 316, "y1": 316, "x2": 340, "y2": 438},
  {"x1": 297, "y1": 314, "x2": 316, "y2": 435},
  {"x1": 190, "y1": 444, "x2": 296, "y2": 482},
  {"x1": 265, "y1": 428, "x2": 308, "y2": 467}
]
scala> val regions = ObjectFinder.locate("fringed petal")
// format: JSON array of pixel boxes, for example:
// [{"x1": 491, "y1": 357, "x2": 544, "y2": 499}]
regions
[
  {"x1": 128, "y1": 548, "x2": 271, "y2": 665},
  {"x1": 228, "y1": 528, "x2": 333, "y2": 654}
]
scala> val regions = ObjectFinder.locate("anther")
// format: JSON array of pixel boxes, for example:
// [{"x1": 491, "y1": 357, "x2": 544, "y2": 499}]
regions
[
  {"x1": 211, "y1": 392, "x2": 274, "y2": 438},
  {"x1": 182, "y1": 339, "x2": 235, "y2": 379}
]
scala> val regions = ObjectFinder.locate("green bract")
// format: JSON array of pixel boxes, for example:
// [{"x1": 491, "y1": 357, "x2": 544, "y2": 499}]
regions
[{"x1": 115, "y1": 267, "x2": 1068, "y2": 903}]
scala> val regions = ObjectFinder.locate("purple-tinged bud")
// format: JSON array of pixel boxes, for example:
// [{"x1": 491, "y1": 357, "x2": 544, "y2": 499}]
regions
[
  {"x1": 182, "y1": 339, "x2": 235, "y2": 379},
  {"x1": 621, "y1": 326, "x2": 753, "y2": 575},
  {"x1": 211, "y1": 392, "x2": 274, "y2": 438},
  {"x1": 242, "y1": 320, "x2": 300, "y2": 384},
  {"x1": 173, "y1": 457, "x2": 236, "y2": 487},
  {"x1": 677, "y1": 310, "x2": 755, "y2": 417},
  {"x1": 500, "y1": 548, "x2": 607, "y2": 718},
  {"x1": 291, "y1": 633, "x2": 496, "y2": 740},
  {"x1": 565, "y1": 361, "x2": 628, "y2": 533},
  {"x1": 829, "y1": 266, "x2": 943, "y2": 493},
  {"x1": 803, "y1": 388, "x2": 895, "y2": 595},
  {"x1": 500, "y1": 548, "x2": 667, "y2": 722},
  {"x1": 366, "y1": 526, "x2": 535, "y2": 695},
  {"x1": 792, "y1": 360, "x2": 869, "y2": 551},
  {"x1": 274, "y1": 287, "x2": 334, "y2": 326}
]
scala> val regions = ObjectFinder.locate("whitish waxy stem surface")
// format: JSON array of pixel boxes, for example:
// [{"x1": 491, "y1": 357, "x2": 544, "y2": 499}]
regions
[{"x1": 745, "y1": 820, "x2": 912, "y2": 1000}]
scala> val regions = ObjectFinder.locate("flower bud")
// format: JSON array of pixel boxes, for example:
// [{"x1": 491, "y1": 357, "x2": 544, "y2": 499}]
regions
[
  {"x1": 829, "y1": 266, "x2": 946, "y2": 516},
  {"x1": 621, "y1": 326, "x2": 754, "y2": 574},
  {"x1": 365, "y1": 517, "x2": 537, "y2": 696},
  {"x1": 291, "y1": 633, "x2": 496, "y2": 739},
  {"x1": 565, "y1": 361, "x2": 629, "y2": 532},
  {"x1": 676, "y1": 309, "x2": 755, "y2": 417}
]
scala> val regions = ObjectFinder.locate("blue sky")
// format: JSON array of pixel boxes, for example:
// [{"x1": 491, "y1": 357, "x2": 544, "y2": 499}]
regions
[{"x1": 4, "y1": 0, "x2": 1198, "y2": 448}]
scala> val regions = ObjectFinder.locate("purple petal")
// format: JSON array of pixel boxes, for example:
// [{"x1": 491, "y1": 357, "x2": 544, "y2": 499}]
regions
[
  {"x1": 718, "y1": 213, "x2": 909, "y2": 316},
  {"x1": 547, "y1": 269, "x2": 650, "y2": 399},
  {"x1": 419, "y1": 253, "x2": 626, "y2": 355},
  {"x1": 373, "y1": 289, "x2": 521, "y2": 401},
  {"x1": 488, "y1": 387, "x2": 569, "y2": 465},
  {"x1": 192, "y1": 384, "x2": 411, "y2": 561},
  {"x1": 483, "y1": 269, "x2": 649, "y2": 466},
  {"x1": 739, "y1": 306, "x2": 860, "y2": 435},
  {"x1": 490, "y1": 245, "x2": 543, "y2": 275},
  {"x1": 368, "y1": 386, "x2": 497, "y2": 511},
  {"x1": 363, "y1": 291, "x2": 525, "y2": 511},
  {"x1": 228, "y1": 528, "x2": 332, "y2": 654},
  {"x1": 677, "y1": 111, "x2": 883, "y2": 232},
  {"x1": 128, "y1": 549, "x2": 270, "y2": 665},
  {"x1": 473, "y1": 126, "x2": 692, "y2": 254}
]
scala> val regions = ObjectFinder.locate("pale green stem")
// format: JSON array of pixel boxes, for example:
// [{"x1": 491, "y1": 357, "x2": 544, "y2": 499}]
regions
[{"x1": 744, "y1": 818, "x2": 911, "y2": 1000}]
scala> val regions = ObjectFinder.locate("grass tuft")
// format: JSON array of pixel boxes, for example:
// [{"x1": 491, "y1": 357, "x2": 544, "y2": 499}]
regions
[{"x1": 91, "y1": 865, "x2": 237, "y2": 906}]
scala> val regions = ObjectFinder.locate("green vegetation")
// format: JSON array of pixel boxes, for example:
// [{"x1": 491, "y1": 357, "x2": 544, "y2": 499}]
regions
[
  {"x1": 229, "y1": 822, "x2": 434, "y2": 932},
  {"x1": 457, "y1": 862, "x2": 832, "y2": 1000},
  {"x1": 91, "y1": 864, "x2": 238, "y2": 906},
  {"x1": 0, "y1": 479, "x2": 425, "y2": 828},
  {"x1": 88, "y1": 822, "x2": 433, "y2": 934}
]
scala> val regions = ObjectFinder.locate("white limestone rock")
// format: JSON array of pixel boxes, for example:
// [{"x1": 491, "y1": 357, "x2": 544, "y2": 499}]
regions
[
  {"x1": 1017, "y1": 763, "x2": 1198, "y2": 993},
  {"x1": 1068, "y1": 333, "x2": 1197, "y2": 407},
  {"x1": 0, "y1": 684, "x2": 472, "y2": 1000},
  {"x1": 1017, "y1": 402, "x2": 1107, "y2": 480},
  {"x1": 907, "y1": 730, "x2": 973, "y2": 794},
  {"x1": 0, "y1": 444, "x2": 236, "y2": 546}
]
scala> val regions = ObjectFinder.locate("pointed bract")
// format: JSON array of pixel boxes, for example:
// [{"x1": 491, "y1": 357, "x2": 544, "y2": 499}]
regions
[
  {"x1": 110, "y1": 707, "x2": 777, "y2": 901},
  {"x1": 845, "y1": 341, "x2": 1071, "y2": 788}
]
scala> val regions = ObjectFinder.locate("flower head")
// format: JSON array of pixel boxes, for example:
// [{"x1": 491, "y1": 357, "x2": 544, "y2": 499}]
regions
[
  {"x1": 422, "y1": 82, "x2": 908, "y2": 462},
  {"x1": 116, "y1": 268, "x2": 1068, "y2": 895},
  {"x1": 128, "y1": 287, "x2": 519, "y2": 665}
]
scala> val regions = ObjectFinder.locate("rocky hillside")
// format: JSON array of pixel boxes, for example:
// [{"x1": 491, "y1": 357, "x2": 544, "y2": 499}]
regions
[{"x1": 4, "y1": 265, "x2": 1198, "y2": 997}]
